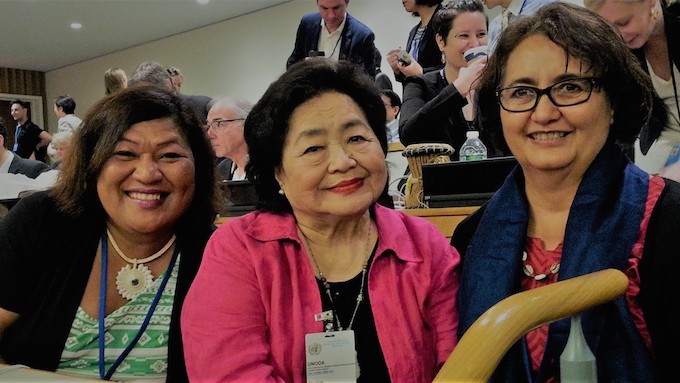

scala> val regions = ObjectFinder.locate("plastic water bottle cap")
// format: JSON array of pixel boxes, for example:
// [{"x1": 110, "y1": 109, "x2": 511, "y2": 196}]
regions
[{"x1": 466, "y1": 130, "x2": 479, "y2": 139}]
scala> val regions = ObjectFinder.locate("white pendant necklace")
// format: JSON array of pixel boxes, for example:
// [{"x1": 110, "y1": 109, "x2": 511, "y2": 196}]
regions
[{"x1": 106, "y1": 229, "x2": 176, "y2": 300}]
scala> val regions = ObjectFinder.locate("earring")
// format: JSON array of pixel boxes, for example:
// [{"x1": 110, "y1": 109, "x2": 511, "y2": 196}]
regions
[
  {"x1": 651, "y1": 7, "x2": 658, "y2": 21},
  {"x1": 441, "y1": 52, "x2": 446, "y2": 64},
  {"x1": 278, "y1": 188, "x2": 285, "y2": 196}
]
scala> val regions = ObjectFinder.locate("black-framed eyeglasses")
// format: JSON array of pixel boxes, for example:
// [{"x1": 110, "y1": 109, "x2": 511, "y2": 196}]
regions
[
  {"x1": 496, "y1": 77, "x2": 601, "y2": 113},
  {"x1": 205, "y1": 118, "x2": 245, "y2": 131}
]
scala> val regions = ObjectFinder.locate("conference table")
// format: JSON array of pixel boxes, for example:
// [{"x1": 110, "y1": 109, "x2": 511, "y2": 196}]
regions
[
  {"x1": 0, "y1": 363, "x2": 102, "y2": 381},
  {"x1": 215, "y1": 205, "x2": 478, "y2": 241}
]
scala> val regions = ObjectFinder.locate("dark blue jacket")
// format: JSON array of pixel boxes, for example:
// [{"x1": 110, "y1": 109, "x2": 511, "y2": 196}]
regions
[
  {"x1": 286, "y1": 12, "x2": 376, "y2": 78},
  {"x1": 395, "y1": 4, "x2": 444, "y2": 83},
  {"x1": 451, "y1": 144, "x2": 680, "y2": 382}
]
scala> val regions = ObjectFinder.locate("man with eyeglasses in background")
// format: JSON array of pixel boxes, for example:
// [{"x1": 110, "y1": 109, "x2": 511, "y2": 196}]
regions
[
  {"x1": 286, "y1": 0, "x2": 377, "y2": 78},
  {"x1": 206, "y1": 97, "x2": 253, "y2": 182}
]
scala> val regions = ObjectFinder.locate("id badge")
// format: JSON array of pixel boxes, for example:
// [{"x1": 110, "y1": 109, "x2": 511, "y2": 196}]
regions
[
  {"x1": 305, "y1": 330, "x2": 358, "y2": 382},
  {"x1": 665, "y1": 144, "x2": 680, "y2": 167}
]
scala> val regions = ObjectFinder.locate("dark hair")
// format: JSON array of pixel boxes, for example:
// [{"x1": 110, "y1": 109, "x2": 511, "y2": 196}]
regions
[
  {"x1": 166, "y1": 66, "x2": 182, "y2": 77},
  {"x1": 54, "y1": 95, "x2": 76, "y2": 114},
  {"x1": 476, "y1": 2, "x2": 654, "y2": 152},
  {"x1": 11, "y1": 99, "x2": 30, "y2": 110},
  {"x1": 50, "y1": 85, "x2": 219, "y2": 236},
  {"x1": 0, "y1": 118, "x2": 6, "y2": 148},
  {"x1": 412, "y1": 0, "x2": 444, "y2": 16},
  {"x1": 432, "y1": 0, "x2": 487, "y2": 41},
  {"x1": 381, "y1": 89, "x2": 402, "y2": 109},
  {"x1": 416, "y1": 0, "x2": 444, "y2": 5},
  {"x1": 245, "y1": 59, "x2": 387, "y2": 214}
]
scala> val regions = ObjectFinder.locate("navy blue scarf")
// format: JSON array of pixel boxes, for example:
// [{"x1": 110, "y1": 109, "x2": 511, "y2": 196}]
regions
[{"x1": 457, "y1": 142, "x2": 655, "y2": 382}]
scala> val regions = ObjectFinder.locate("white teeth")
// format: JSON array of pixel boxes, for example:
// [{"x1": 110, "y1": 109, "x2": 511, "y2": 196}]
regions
[
  {"x1": 129, "y1": 192, "x2": 162, "y2": 201},
  {"x1": 530, "y1": 132, "x2": 567, "y2": 141}
]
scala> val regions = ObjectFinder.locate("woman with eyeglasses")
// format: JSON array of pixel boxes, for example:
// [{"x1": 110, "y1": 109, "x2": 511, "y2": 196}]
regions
[
  {"x1": 399, "y1": 0, "x2": 495, "y2": 154},
  {"x1": 451, "y1": 3, "x2": 680, "y2": 381}
]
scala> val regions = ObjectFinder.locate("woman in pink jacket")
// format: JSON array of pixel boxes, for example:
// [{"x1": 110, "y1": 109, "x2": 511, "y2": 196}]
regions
[{"x1": 181, "y1": 58, "x2": 461, "y2": 382}]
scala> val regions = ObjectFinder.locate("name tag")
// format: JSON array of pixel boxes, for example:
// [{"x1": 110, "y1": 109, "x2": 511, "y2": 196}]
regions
[
  {"x1": 665, "y1": 144, "x2": 680, "y2": 167},
  {"x1": 305, "y1": 330, "x2": 359, "y2": 382}
]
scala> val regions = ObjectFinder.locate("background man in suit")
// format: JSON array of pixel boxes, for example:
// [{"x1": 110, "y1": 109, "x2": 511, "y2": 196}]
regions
[
  {"x1": 10, "y1": 100, "x2": 51, "y2": 163},
  {"x1": 206, "y1": 97, "x2": 252, "y2": 182},
  {"x1": 0, "y1": 119, "x2": 49, "y2": 179},
  {"x1": 286, "y1": 0, "x2": 377, "y2": 77}
]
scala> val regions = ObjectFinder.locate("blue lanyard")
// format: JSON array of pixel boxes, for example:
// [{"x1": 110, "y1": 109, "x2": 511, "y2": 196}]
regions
[
  {"x1": 519, "y1": 0, "x2": 527, "y2": 14},
  {"x1": 98, "y1": 232, "x2": 180, "y2": 381}
]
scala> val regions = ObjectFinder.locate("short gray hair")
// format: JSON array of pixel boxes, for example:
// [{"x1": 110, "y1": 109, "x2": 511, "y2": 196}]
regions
[{"x1": 208, "y1": 97, "x2": 253, "y2": 119}]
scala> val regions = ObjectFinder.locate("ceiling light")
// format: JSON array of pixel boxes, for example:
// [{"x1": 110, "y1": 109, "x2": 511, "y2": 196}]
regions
[
  {"x1": 70, "y1": 22, "x2": 82, "y2": 30},
  {"x1": 197, "y1": 0, "x2": 209, "y2": 4}
]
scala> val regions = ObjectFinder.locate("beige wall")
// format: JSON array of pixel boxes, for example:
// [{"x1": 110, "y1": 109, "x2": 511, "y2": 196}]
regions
[{"x1": 44, "y1": 0, "x2": 422, "y2": 132}]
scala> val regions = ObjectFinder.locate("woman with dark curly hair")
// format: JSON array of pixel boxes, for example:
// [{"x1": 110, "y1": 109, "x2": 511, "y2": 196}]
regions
[
  {"x1": 452, "y1": 3, "x2": 680, "y2": 381},
  {"x1": 182, "y1": 59, "x2": 460, "y2": 382},
  {"x1": 0, "y1": 85, "x2": 219, "y2": 382}
]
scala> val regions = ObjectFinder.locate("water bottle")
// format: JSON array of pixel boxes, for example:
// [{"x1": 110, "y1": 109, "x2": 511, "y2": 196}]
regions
[
  {"x1": 459, "y1": 130, "x2": 487, "y2": 161},
  {"x1": 560, "y1": 314, "x2": 597, "y2": 383}
]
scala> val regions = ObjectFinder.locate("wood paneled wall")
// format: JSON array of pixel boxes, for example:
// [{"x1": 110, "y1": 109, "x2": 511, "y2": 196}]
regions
[
  {"x1": 0, "y1": 68, "x2": 48, "y2": 136},
  {"x1": 0, "y1": 68, "x2": 46, "y2": 96}
]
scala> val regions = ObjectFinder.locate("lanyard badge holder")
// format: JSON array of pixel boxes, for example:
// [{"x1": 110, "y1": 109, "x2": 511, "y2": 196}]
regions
[{"x1": 306, "y1": 310, "x2": 359, "y2": 382}]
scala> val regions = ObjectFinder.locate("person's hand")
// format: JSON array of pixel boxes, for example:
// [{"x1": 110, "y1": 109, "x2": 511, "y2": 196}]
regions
[
  {"x1": 386, "y1": 49, "x2": 404, "y2": 74},
  {"x1": 400, "y1": 58, "x2": 424, "y2": 77},
  {"x1": 660, "y1": 159, "x2": 680, "y2": 182},
  {"x1": 462, "y1": 89, "x2": 477, "y2": 121},
  {"x1": 386, "y1": 49, "x2": 424, "y2": 77},
  {"x1": 452, "y1": 56, "x2": 487, "y2": 97}
]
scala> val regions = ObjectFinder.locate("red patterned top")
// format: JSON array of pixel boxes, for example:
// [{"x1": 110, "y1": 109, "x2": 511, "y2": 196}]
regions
[{"x1": 521, "y1": 176, "x2": 665, "y2": 380}]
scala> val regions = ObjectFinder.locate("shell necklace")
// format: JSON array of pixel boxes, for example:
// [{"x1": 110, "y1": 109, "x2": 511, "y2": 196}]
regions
[{"x1": 106, "y1": 229, "x2": 176, "y2": 300}]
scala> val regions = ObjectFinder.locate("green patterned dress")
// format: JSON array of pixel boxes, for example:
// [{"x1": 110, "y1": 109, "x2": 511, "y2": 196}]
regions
[{"x1": 56, "y1": 255, "x2": 181, "y2": 382}]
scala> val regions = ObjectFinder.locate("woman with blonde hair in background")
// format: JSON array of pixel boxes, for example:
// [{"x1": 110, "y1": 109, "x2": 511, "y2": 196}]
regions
[
  {"x1": 48, "y1": 130, "x2": 74, "y2": 170},
  {"x1": 586, "y1": 0, "x2": 680, "y2": 180},
  {"x1": 104, "y1": 67, "x2": 127, "y2": 95}
]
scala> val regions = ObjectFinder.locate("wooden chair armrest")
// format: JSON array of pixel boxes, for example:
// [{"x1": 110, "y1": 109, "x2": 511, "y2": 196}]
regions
[{"x1": 433, "y1": 269, "x2": 629, "y2": 383}]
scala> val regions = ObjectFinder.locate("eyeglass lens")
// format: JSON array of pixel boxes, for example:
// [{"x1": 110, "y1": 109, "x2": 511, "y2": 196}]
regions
[{"x1": 497, "y1": 78, "x2": 596, "y2": 112}]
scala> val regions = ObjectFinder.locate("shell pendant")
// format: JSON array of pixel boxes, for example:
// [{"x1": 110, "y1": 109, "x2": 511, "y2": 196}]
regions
[{"x1": 115, "y1": 264, "x2": 154, "y2": 300}]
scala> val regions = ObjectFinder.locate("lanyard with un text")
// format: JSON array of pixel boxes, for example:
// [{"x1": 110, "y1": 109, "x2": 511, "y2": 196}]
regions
[{"x1": 98, "y1": 233, "x2": 179, "y2": 381}]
